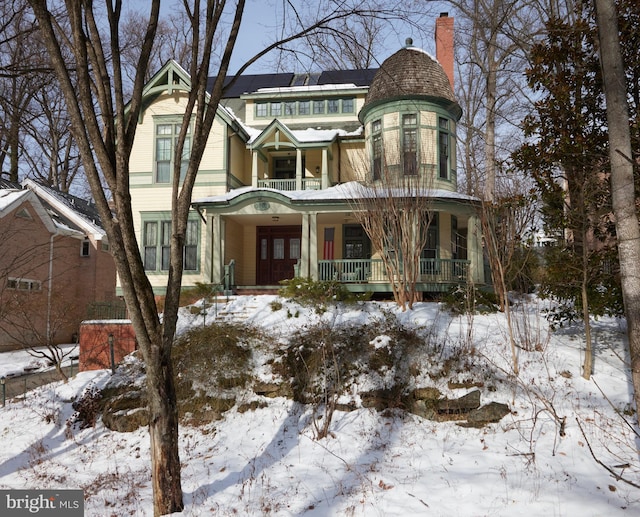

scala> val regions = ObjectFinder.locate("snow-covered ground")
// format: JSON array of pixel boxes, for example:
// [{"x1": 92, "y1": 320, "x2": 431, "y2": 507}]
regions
[{"x1": 0, "y1": 295, "x2": 638, "y2": 516}]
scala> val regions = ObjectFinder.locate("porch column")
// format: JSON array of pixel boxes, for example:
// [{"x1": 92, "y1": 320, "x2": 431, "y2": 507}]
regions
[
  {"x1": 321, "y1": 148, "x2": 329, "y2": 189},
  {"x1": 203, "y1": 214, "x2": 214, "y2": 283},
  {"x1": 211, "y1": 214, "x2": 224, "y2": 284},
  {"x1": 296, "y1": 149, "x2": 303, "y2": 190},
  {"x1": 252, "y1": 150, "x2": 259, "y2": 187},
  {"x1": 467, "y1": 214, "x2": 484, "y2": 284},
  {"x1": 300, "y1": 213, "x2": 310, "y2": 277},
  {"x1": 309, "y1": 212, "x2": 318, "y2": 279}
]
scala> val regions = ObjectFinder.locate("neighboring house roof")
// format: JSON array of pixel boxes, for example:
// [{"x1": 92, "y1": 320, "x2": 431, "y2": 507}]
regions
[
  {"x1": 0, "y1": 185, "x2": 75, "y2": 237},
  {"x1": 360, "y1": 43, "x2": 461, "y2": 121},
  {"x1": 21, "y1": 179, "x2": 106, "y2": 240},
  {"x1": 0, "y1": 178, "x2": 22, "y2": 190}
]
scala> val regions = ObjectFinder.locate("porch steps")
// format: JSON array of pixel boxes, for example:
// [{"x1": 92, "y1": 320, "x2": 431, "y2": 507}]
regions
[{"x1": 214, "y1": 299, "x2": 260, "y2": 323}]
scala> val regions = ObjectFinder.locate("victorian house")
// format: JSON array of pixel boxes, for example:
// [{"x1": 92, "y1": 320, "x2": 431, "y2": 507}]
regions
[{"x1": 125, "y1": 14, "x2": 484, "y2": 298}]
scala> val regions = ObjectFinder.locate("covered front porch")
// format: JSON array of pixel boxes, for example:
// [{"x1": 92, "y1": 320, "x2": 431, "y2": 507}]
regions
[{"x1": 194, "y1": 185, "x2": 484, "y2": 296}]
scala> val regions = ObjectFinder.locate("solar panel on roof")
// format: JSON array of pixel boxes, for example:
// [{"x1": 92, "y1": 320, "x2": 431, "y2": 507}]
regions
[
  {"x1": 222, "y1": 73, "x2": 294, "y2": 97},
  {"x1": 291, "y1": 74, "x2": 308, "y2": 86},
  {"x1": 317, "y1": 69, "x2": 377, "y2": 86}
]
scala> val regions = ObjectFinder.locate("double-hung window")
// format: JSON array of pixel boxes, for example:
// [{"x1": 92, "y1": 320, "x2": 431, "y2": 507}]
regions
[
  {"x1": 155, "y1": 122, "x2": 191, "y2": 183},
  {"x1": 313, "y1": 100, "x2": 325, "y2": 114},
  {"x1": 144, "y1": 221, "x2": 158, "y2": 271},
  {"x1": 284, "y1": 101, "x2": 296, "y2": 116},
  {"x1": 402, "y1": 114, "x2": 418, "y2": 176},
  {"x1": 256, "y1": 103, "x2": 268, "y2": 117},
  {"x1": 143, "y1": 218, "x2": 199, "y2": 272},
  {"x1": 327, "y1": 99, "x2": 339, "y2": 114},
  {"x1": 371, "y1": 119, "x2": 382, "y2": 181},
  {"x1": 298, "y1": 100, "x2": 310, "y2": 115},
  {"x1": 439, "y1": 117, "x2": 450, "y2": 180},
  {"x1": 342, "y1": 98, "x2": 354, "y2": 113}
]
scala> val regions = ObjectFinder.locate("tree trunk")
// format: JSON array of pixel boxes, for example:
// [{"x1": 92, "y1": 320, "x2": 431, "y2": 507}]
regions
[
  {"x1": 594, "y1": 0, "x2": 640, "y2": 412},
  {"x1": 147, "y1": 342, "x2": 183, "y2": 515}
]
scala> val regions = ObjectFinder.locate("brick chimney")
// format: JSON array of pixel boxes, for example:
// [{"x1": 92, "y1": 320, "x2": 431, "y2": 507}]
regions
[{"x1": 435, "y1": 13, "x2": 454, "y2": 90}]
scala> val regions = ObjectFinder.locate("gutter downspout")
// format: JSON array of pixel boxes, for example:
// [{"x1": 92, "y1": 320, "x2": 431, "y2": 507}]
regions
[{"x1": 47, "y1": 234, "x2": 54, "y2": 346}]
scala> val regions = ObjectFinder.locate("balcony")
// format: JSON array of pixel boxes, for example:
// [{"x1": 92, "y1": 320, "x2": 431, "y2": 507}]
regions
[
  {"x1": 257, "y1": 177, "x2": 322, "y2": 191},
  {"x1": 318, "y1": 258, "x2": 470, "y2": 291}
]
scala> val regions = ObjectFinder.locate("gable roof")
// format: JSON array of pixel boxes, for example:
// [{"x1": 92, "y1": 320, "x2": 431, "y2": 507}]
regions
[
  {"x1": 135, "y1": 60, "x2": 250, "y2": 141},
  {"x1": 22, "y1": 179, "x2": 106, "y2": 239},
  {"x1": 249, "y1": 118, "x2": 353, "y2": 148},
  {"x1": 0, "y1": 185, "x2": 61, "y2": 235}
]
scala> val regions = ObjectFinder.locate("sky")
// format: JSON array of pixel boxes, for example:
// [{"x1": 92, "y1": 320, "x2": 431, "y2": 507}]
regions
[
  {"x1": 135, "y1": 0, "x2": 450, "y2": 73},
  {"x1": 0, "y1": 294, "x2": 638, "y2": 515}
]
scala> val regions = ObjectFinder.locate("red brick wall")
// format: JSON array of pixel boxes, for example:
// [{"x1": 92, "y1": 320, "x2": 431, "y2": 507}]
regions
[
  {"x1": 79, "y1": 321, "x2": 136, "y2": 371},
  {"x1": 0, "y1": 196, "x2": 118, "y2": 351}
]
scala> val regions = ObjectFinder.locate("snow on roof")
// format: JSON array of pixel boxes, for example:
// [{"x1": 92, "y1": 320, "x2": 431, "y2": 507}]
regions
[
  {"x1": 248, "y1": 126, "x2": 363, "y2": 145},
  {"x1": 22, "y1": 179, "x2": 106, "y2": 238},
  {"x1": 406, "y1": 46, "x2": 437, "y2": 62},
  {"x1": 193, "y1": 181, "x2": 479, "y2": 205},
  {"x1": 254, "y1": 83, "x2": 364, "y2": 95},
  {"x1": 0, "y1": 189, "x2": 30, "y2": 213}
]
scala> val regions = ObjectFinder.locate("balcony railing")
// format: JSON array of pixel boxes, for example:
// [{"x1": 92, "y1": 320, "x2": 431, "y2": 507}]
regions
[
  {"x1": 257, "y1": 177, "x2": 322, "y2": 191},
  {"x1": 318, "y1": 258, "x2": 469, "y2": 284}
]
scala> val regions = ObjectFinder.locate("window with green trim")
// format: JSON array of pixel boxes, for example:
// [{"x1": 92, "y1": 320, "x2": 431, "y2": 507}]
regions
[
  {"x1": 342, "y1": 98, "x2": 354, "y2": 113},
  {"x1": 256, "y1": 103, "x2": 268, "y2": 117},
  {"x1": 284, "y1": 101, "x2": 296, "y2": 115},
  {"x1": 299, "y1": 100, "x2": 310, "y2": 115},
  {"x1": 155, "y1": 122, "x2": 190, "y2": 183},
  {"x1": 313, "y1": 100, "x2": 325, "y2": 114},
  {"x1": 372, "y1": 119, "x2": 382, "y2": 181},
  {"x1": 402, "y1": 113, "x2": 418, "y2": 176},
  {"x1": 143, "y1": 219, "x2": 199, "y2": 272},
  {"x1": 439, "y1": 117, "x2": 450, "y2": 180}
]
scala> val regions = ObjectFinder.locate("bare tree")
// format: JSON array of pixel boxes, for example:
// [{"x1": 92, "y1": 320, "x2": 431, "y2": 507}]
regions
[
  {"x1": 23, "y1": 83, "x2": 83, "y2": 192},
  {"x1": 0, "y1": 2, "x2": 46, "y2": 181},
  {"x1": 594, "y1": 0, "x2": 640, "y2": 414},
  {"x1": 27, "y1": 1, "x2": 409, "y2": 514},
  {"x1": 450, "y1": 0, "x2": 546, "y2": 202},
  {"x1": 347, "y1": 138, "x2": 435, "y2": 311}
]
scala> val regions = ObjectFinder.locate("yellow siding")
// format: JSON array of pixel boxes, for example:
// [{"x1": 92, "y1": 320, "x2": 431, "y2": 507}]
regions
[
  {"x1": 439, "y1": 214, "x2": 452, "y2": 260},
  {"x1": 421, "y1": 111, "x2": 436, "y2": 126},
  {"x1": 242, "y1": 226, "x2": 257, "y2": 285},
  {"x1": 384, "y1": 112, "x2": 399, "y2": 128},
  {"x1": 421, "y1": 128, "x2": 437, "y2": 164}
]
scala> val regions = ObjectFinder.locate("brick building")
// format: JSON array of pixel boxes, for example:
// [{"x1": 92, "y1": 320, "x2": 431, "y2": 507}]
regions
[{"x1": 0, "y1": 179, "x2": 117, "y2": 351}]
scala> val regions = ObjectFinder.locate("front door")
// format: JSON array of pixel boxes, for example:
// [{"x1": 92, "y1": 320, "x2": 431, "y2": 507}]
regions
[{"x1": 257, "y1": 226, "x2": 301, "y2": 285}]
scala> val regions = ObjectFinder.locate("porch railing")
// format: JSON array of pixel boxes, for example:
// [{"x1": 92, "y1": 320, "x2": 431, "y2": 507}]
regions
[
  {"x1": 318, "y1": 258, "x2": 469, "y2": 284},
  {"x1": 257, "y1": 177, "x2": 322, "y2": 191}
]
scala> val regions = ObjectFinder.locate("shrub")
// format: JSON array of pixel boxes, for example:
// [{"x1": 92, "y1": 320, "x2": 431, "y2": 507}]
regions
[
  {"x1": 441, "y1": 285, "x2": 499, "y2": 315},
  {"x1": 279, "y1": 277, "x2": 368, "y2": 313},
  {"x1": 68, "y1": 384, "x2": 103, "y2": 429}
]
